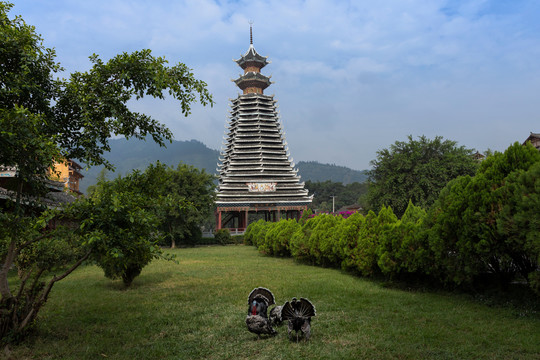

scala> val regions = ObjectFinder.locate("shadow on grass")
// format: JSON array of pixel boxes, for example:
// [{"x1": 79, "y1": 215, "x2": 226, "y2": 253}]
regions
[
  {"x1": 100, "y1": 270, "x2": 176, "y2": 291},
  {"x1": 377, "y1": 275, "x2": 540, "y2": 319}
]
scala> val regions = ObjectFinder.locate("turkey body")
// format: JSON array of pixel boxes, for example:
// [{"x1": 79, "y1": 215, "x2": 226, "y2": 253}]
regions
[
  {"x1": 245, "y1": 315, "x2": 277, "y2": 336},
  {"x1": 269, "y1": 305, "x2": 283, "y2": 326},
  {"x1": 281, "y1": 298, "x2": 316, "y2": 341},
  {"x1": 245, "y1": 287, "x2": 277, "y2": 337}
]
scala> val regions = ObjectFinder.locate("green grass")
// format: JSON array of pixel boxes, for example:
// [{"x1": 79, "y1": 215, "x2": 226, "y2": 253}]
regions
[{"x1": 7, "y1": 246, "x2": 540, "y2": 359}]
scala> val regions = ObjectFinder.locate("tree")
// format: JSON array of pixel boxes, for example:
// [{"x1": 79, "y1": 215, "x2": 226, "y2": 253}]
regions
[
  {"x1": 100, "y1": 161, "x2": 216, "y2": 248},
  {"x1": 305, "y1": 180, "x2": 368, "y2": 213},
  {"x1": 0, "y1": 2, "x2": 213, "y2": 342},
  {"x1": 74, "y1": 172, "x2": 169, "y2": 287},
  {"x1": 426, "y1": 142, "x2": 540, "y2": 290},
  {"x1": 498, "y1": 161, "x2": 540, "y2": 293},
  {"x1": 367, "y1": 135, "x2": 478, "y2": 217}
]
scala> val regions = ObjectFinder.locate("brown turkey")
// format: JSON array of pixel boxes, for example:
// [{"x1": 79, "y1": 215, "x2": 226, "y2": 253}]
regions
[
  {"x1": 281, "y1": 297, "x2": 316, "y2": 341},
  {"x1": 245, "y1": 287, "x2": 277, "y2": 337}
]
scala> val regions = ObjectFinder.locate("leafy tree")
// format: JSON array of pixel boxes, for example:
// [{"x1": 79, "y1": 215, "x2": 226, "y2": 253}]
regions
[
  {"x1": 306, "y1": 180, "x2": 368, "y2": 212},
  {"x1": 73, "y1": 177, "x2": 166, "y2": 287},
  {"x1": 121, "y1": 162, "x2": 216, "y2": 248},
  {"x1": 367, "y1": 135, "x2": 478, "y2": 217},
  {"x1": 0, "y1": 2, "x2": 212, "y2": 342}
]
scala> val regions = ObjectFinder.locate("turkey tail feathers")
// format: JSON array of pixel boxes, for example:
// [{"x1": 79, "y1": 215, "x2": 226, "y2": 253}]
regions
[
  {"x1": 248, "y1": 287, "x2": 276, "y2": 306},
  {"x1": 281, "y1": 297, "x2": 316, "y2": 320}
]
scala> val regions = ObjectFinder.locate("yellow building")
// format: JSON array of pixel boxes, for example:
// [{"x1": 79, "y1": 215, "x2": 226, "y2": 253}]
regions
[{"x1": 50, "y1": 159, "x2": 84, "y2": 195}]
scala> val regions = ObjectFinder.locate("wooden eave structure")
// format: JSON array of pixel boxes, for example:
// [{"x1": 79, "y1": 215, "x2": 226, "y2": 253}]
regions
[
  {"x1": 215, "y1": 33, "x2": 312, "y2": 232},
  {"x1": 235, "y1": 44, "x2": 270, "y2": 70},
  {"x1": 523, "y1": 132, "x2": 540, "y2": 150}
]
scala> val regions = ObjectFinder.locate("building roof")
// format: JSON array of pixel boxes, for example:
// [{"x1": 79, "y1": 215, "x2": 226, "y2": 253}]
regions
[
  {"x1": 523, "y1": 132, "x2": 540, "y2": 150},
  {"x1": 233, "y1": 72, "x2": 272, "y2": 92},
  {"x1": 235, "y1": 44, "x2": 270, "y2": 70},
  {"x1": 524, "y1": 132, "x2": 540, "y2": 141},
  {"x1": 0, "y1": 185, "x2": 76, "y2": 209},
  {"x1": 216, "y1": 93, "x2": 312, "y2": 206}
]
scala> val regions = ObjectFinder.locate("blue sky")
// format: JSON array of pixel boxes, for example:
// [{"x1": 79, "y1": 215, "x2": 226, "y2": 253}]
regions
[{"x1": 11, "y1": 0, "x2": 540, "y2": 170}]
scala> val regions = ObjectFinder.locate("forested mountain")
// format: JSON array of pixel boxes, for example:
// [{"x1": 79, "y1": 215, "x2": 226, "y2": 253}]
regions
[
  {"x1": 79, "y1": 138, "x2": 368, "y2": 193},
  {"x1": 296, "y1": 161, "x2": 369, "y2": 184},
  {"x1": 79, "y1": 138, "x2": 220, "y2": 193}
]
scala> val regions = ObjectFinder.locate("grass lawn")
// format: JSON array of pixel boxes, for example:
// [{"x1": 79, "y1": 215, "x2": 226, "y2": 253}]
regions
[{"x1": 7, "y1": 245, "x2": 540, "y2": 359}]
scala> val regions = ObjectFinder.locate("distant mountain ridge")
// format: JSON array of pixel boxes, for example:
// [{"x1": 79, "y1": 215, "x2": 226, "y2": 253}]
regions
[
  {"x1": 296, "y1": 161, "x2": 368, "y2": 184},
  {"x1": 79, "y1": 138, "x2": 368, "y2": 193}
]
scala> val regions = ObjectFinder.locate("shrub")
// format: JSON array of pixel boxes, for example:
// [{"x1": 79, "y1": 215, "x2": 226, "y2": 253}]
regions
[
  {"x1": 261, "y1": 219, "x2": 300, "y2": 257},
  {"x1": 426, "y1": 142, "x2": 540, "y2": 290},
  {"x1": 377, "y1": 201, "x2": 427, "y2": 279},
  {"x1": 213, "y1": 229, "x2": 231, "y2": 245},
  {"x1": 290, "y1": 216, "x2": 319, "y2": 263},
  {"x1": 351, "y1": 207, "x2": 398, "y2": 276},
  {"x1": 334, "y1": 212, "x2": 366, "y2": 271},
  {"x1": 310, "y1": 214, "x2": 342, "y2": 266}
]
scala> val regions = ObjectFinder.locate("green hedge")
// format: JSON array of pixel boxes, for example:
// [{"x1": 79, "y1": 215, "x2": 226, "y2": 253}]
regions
[{"x1": 244, "y1": 143, "x2": 540, "y2": 295}]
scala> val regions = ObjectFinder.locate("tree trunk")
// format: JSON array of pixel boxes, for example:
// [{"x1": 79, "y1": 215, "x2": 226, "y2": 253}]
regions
[
  {"x1": 169, "y1": 224, "x2": 176, "y2": 249},
  {"x1": 0, "y1": 240, "x2": 16, "y2": 301}
]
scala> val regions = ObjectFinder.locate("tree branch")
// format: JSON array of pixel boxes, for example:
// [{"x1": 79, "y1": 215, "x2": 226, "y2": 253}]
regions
[{"x1": 17, "y1": 250, "x2": 92, "y2": 332}]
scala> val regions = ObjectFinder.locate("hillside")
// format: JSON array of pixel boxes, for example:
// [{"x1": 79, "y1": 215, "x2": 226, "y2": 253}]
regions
[
  {"x1": 79, "y1": 138, "x2": 220, "y2": 193},
  {"x1": 296, "y1": 161, "x2": 368, "y2": 184},
  {"x1": 79, "y1": 138, "x2": 368, "y2": 193}
]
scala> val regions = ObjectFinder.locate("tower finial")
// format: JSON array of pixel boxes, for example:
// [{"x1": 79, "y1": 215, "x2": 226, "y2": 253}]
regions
[{"x1": 249, "y1": 20, "x2": 254, "y2": 45}]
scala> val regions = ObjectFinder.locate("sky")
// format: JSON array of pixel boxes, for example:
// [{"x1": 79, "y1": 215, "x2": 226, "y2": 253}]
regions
[{"x1": 10, "y1": 0, "x2": 540, "y2": 170}]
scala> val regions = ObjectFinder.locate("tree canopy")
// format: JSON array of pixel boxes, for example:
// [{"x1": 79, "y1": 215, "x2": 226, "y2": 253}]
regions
[
  {"x1": 305, "y1": 180, "x2": 368, "y2": 213},
  {"x1": 0, "y1": 2, "x2": 213, "y2": 342},
  {"x1": 88, "y1": 162, "x2": 216, "y2": 248},
  {"x1": 0, "y1": 1, "x2": 213, "y2": 175},
  {"x1": 425, "y1": 142, "x2": 540, "y2": 289},
  {"x1": 367, "y1": 135, "x2": 478, "y2": 217}
]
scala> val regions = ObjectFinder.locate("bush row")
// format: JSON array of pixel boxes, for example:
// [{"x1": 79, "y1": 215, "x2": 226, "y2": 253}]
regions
[{"x1": 244, "y1": 143, "x2": 540, "y2": 294}]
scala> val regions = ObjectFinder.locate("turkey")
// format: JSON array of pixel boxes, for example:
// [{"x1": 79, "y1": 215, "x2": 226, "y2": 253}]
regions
[
  {"x1": 269, "y1": 305, "x2": 283, "y2": 326},
  {"x1": 245, "y1": 287, "x2": 277, "y2": 337},
  {"x1": 281, "y1": 297, "x2": 316, "y2": 341}
]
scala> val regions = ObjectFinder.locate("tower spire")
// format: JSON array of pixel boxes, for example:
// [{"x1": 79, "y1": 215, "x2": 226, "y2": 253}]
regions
[{"x1": 249, "y1": 20, "x2": 253, "y2": 45}]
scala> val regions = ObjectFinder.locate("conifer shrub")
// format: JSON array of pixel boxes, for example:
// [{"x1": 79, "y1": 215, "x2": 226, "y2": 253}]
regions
[
  {"x1": 258, "y1": 221, "x2": 278, "y2": 255},
  {"x1": 246, "y1": 143, "x2": 539, "y2": 296},
  {"x1": 254, "y1": 220, "x2": 275, "y2": 249},
  {"x1": 496, "y1": 160, "x2": 540, "y2": 294},
  {"x1": 243, "y1": 219, "x2": 268, "y2": 247},
  {"x1": 310, "y1": 214, "x2": 343, "y2": 267},
  {"x1": 290, "y1": 215, "x2": 319, "y2": 263},
  {"x1": 244, "y1": 219, "x2": 264, "y2": 245},
  {"x1": 349, "y1": 207, "x2": 398, "y2": 276},
  {"x1": 377, "y1": 201, "x2": 427, "y2": 278},
  {"x1": 426, "y1": 142, "x2": 540, "y2": 290},
  {"x1": 334, "y1": 212, "x2": 366, "y2": 271},
  {"x1": 261, "y1": 219, "x2": 300, "y2": 257},
  {"x1": 243, "y1": 220, "x2": 259, "y2": 245}
]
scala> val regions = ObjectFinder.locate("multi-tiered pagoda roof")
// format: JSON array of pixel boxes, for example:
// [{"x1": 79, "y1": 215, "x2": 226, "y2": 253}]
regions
[{"x1": 215, "y1": 31, "x2": 312, "y2": 222}]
